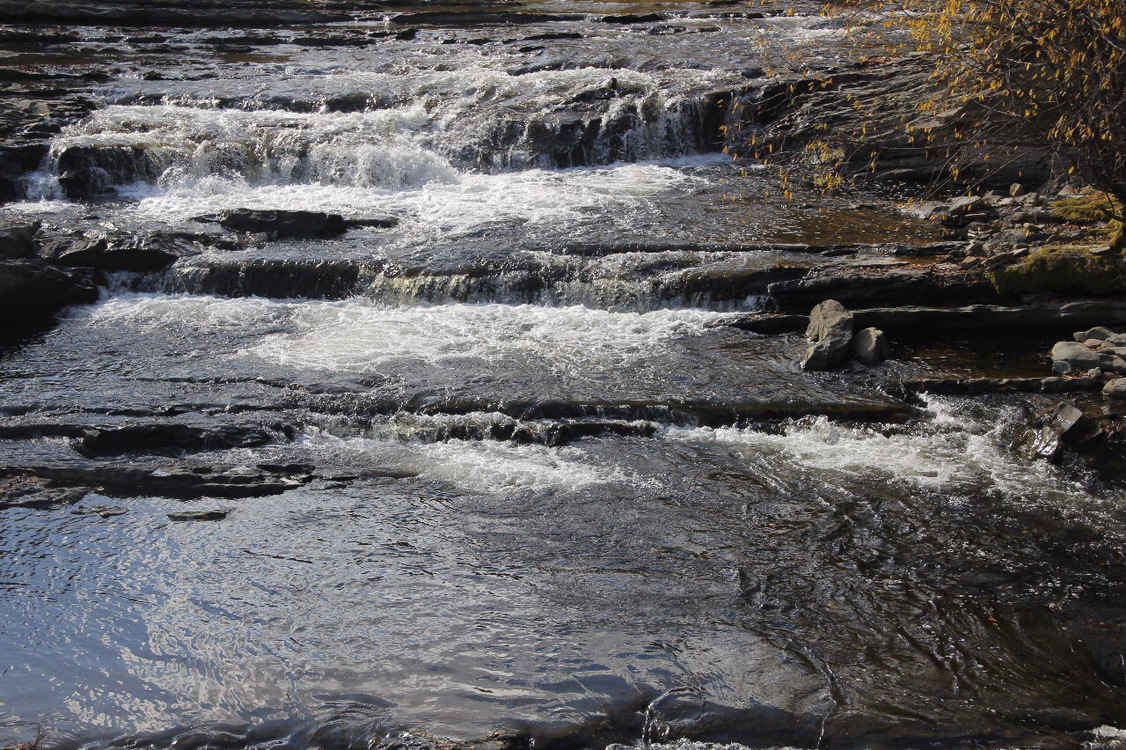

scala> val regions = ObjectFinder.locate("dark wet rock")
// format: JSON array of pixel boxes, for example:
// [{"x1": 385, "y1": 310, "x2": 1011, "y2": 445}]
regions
[
  {"x1": 767, "y1": 266, "x2": 997, "y2": 313},
  {"x1": 514, "y1": 32, "x2": 584, "y2": 43},
  {"x1": 39, "y1": 231, "x2": 199, "y2": 272},
  {"x1": 389, "y1": 12, "x2": 583, "y2": 27},
  {"x1": 218, "y1": 209, "x2": 348, "y2": 239},
  {"x1": 54, "y1": 144, "x2": 164, "y2": 200},
  {"x1": 72, "y1": 503, "x2": 128, "y2": 518},
  {"x1": 0, "y1": 0, "x2": 349, "y2": 27},
  {"x1": 899, "y1": 376, "x2": 1101, "y2": 396},
  {"x1": 346, "y1": 216, "x2": 400, "y2": 229},
  {"x1": 511, "y1": 420, "x2": 658, "y2": 447},
  {"x1": 722, "y1": 313, "x2": 810, "y2": 335},
  {"x1": 167, "y1": 258, "x2": 370, "y2": 299},
  {"x1": 802, "y1": 299, "x2": 854, "y2": 371},
  {"x1": 0, "y1": 471, "x2": 86, "y2": 510},
  {"x1": 730, "y1": 302, "x2": 1126, "y2": 339},
  {"x1": 168, "y1": 508, "x2": 231, "y2": 522},
  {"x1": 600, "y1": 13, "x2": 667, "y2": 24},
  {"x1": 74, "y1": 423, "x2": 293, "y2": 458},
  {"x1": 14, "y1": 463, "x2": 316, "y2": 499},
  {"x1": 0, "y1": 258, "x2": 98, "y2": 325},
  {"x1": 323, "y1": 393, "x2": 919, "y2": 427},
  {"x1": 0, "y1": 222, "x2": 39, "y2": 259},
  {"x1": 1050, "y1": 341, "x2": 1126, "y2": 375},
  {"x1": 1017, "y1": 401, "x2": 1102, "y2": 463},
  {"x1": 850, "y1": 327, "x2": 889, "y2": 364}
]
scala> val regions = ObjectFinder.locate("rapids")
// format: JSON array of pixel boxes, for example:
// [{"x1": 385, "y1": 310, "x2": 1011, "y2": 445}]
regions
[{"x1": 1, "y1": 3, "x2": 1125, "y2": 749}]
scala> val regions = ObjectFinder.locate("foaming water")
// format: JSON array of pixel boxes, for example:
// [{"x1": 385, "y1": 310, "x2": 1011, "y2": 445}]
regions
[
  {"x1": 244, "y1": 300, "x2": 722, "y2": 374},
  {"x1": 668, "y1": 397, "x2": 1076, "y2": 499},
  {"x1": 127, "y1": 158, "x2": 711, "y2": 242}
]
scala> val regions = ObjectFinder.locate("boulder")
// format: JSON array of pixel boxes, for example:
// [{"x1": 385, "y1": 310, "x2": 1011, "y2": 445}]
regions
[
  {"x1": 0, "y1": 258, "x2": 98, "y2": 324},
  {"x1": 218, "y1": 209, "x2": 347, "y2": 239},
  {"x1": 1074, "y1": 326, "x2": 1126, "y2": 346},
  {"x1": 850, "y1": 327, "x2": 890, "y2": 364},
  {"x1": 1050, "y1": 341, "x2": 1126, "y2": 374},
  {"x1": 1019, "y1": 401, "x2": 1102, "y2": 463},
  {"x1": 0, "y1": 222, "x2": 39, "y2": 259},
  {"x1": 802, "y1": 299, "x2": 854, "y2": 371},
  {"x1": 1103, "y1": 378, "x2": 1126, "y2": 399}
]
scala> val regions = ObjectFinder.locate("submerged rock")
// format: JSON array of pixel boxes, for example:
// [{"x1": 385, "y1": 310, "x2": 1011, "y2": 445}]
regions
[{"x1": 168, "y1": 508, "x2": 231, "y2": 522}]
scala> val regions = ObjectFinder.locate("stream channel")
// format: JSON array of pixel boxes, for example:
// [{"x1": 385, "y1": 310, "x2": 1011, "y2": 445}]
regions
[{"x1": 2, "y1": 2, "x2": 1126, "y2": 748}]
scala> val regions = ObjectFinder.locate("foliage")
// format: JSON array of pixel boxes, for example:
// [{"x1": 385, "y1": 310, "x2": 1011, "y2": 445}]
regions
[{"x1": 839, "y1": 0, "x2": 1125, "y2": 220}]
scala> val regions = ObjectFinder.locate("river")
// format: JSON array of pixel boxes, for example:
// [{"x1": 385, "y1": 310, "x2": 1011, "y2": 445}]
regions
[{"x1": 1, "y1": 2, "x2": 1125, "y2": 748}]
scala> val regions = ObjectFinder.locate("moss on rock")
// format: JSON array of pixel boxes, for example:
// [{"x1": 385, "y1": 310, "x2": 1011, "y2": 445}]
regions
[
  {"x1": 1048, "y1": 191, "x2": 1123, "y2": 225},
  {"x1": 988, "y1": 245, "x2": 1126, "y2": 296}
]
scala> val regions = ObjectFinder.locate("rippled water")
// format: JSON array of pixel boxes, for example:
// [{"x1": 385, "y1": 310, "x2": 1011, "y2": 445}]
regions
[{"x1": 2, "y1": 2, "x2": 1126, "y2": 748}]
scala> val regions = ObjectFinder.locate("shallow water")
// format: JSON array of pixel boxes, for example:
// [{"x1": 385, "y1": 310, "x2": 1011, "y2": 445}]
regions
[{"x1": 2, "y1": 3, "x2": 1126, "y2": 749}]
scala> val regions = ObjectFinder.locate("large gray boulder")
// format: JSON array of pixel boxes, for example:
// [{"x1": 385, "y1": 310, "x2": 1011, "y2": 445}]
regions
[
  {"x1": 1051, "y1": 341, "x2": 1126, "y2": 374},
  {"x1": 802, "y1": 299, "x2": 854, "y2": 371}
]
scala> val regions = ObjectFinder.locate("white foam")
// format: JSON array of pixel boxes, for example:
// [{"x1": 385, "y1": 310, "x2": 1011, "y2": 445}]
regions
[
  {"x1": 665, "y1": 397, "x2": 1116, "y2": 508},
  {"x1": 413, "y1": 439, "x2": 634, "y2": 494},
  {"x1": 246, "y1": 300, "x2": 723, "y2": 373},
  {"x1": 73, "y1": 294, "x2": 724, "y2": 373},
  {"x1": 50, "y1": 103, "x2": 458, "y2": 192},
  {"x1": 298, "y1": 429, "x2": 640, "y2": 495}
]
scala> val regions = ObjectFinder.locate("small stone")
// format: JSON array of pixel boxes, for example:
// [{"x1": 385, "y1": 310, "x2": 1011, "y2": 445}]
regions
[
  {"x1": 1010, "y1": 183, "x2": 1026, "y2": 197},
  {"x1": 1103, "y1": 378, "x2": 1126, "y2": 398},
  {"x1": 1088, "y1": 368, "x2": 1104, "y2": 379}
]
